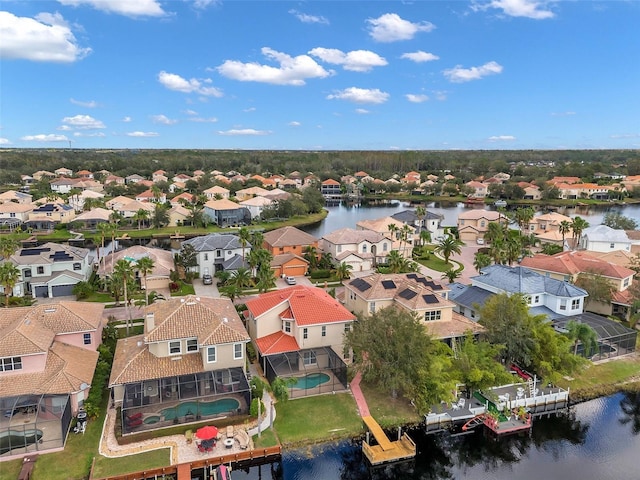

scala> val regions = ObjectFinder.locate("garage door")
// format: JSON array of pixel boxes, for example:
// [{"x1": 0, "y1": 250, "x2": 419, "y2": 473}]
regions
[
  {"x1": 34, "y1": 286, "x2": 49, "y2": 298},
  {"x1": 51, "y1": 284, "x2": 75, "y2": 297}
]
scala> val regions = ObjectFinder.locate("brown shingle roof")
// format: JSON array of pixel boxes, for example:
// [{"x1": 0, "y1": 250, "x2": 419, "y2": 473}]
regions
[
  {"x1": 424, "y1": 312, "x2": 485, "y2": 339},
  {"x1": 263, "y1": 226, "x2": 318, "y2": 248}
]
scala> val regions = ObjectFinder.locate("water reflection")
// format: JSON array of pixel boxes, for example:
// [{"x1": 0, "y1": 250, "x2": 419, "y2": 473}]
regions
[{"x1": 619, "y1": 391, "x2": 640, "y2": 435}]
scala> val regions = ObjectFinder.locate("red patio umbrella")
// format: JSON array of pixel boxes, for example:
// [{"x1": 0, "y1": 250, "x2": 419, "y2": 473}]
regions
[{"x1": 195, "y1": 425, "x2": 219, "y2": 440}]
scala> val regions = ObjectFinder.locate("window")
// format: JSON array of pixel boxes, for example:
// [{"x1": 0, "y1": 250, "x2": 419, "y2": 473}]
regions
[
  {"x1": 383, "y1": 243, "x2": 388, "y2": 252},
  {"x1": 610, "y1": 243, "x2": 615, "y2": 249},
  {"x1": 624, "y1": 278, "x2": 630, "y2": 287},
  {"x1": 362, "y1": 244, "x2": 368, "y2": 253},
  {"x1": 216, "y1": 249, "x2": 222, "y2": 258},
  {"x1": 369, "y1": 302, "x2": 376, "y2": 313},
  {"x1": 23, "y1": 270, "x2": 31, "y2": 278},
  {"x1": 73, "y1": 263, "x2": 81, "y2": 271},
  {"x1": 207, "y1": 346, "x2": 217, "y2": 363},
  {"x1": 303, "y1": 328, "x2": 308, "y2": 340},
  {"x1": 480, "y1": 220, "x2": 486, "y2": 227},
  {"x1": 204, "y1": 253, "x2": 208, "y2": 261},
  {"x1": 83, "y1": 333, "x2": 91, "y2": 345},
  {"x1": 322, "y1": 326, "x2": 326, "y2": 337},
  {"x1": 534, "y1": 295, "x2": 540, "y2": 303},
  {"x1": 344, "y1": 324, "x2": 351, "y2": 333},
  {"x1": 303, "y1": 351, "x2": 317, "y2": 366},
  {"x1": 424, "y1": 310, "x2": 441, "y2": 322},
  {"x1": 0, "y1": 356, "x2": 22, "y2": 372},
  {"x1": 571, "y1": 299, "x2": 580, "y2": 310},
  {"x1": 234, "y1": 343, "x2": 243, "y2": 360},
  {"x1": 337, "y1": 245, "x2": 342, "y2": 253},
  {"x1": 559, "y1": 299, "x2": 567, "y2": 311},
  {"x1": 9, "y1": 213, "x2": 15, "y2": 218},
  {"x1": 283, "y1": 321, "x2": 291, "y2": 333},
  {"x1": 169, "y1": 341, "x2": 181, "y2": 355},
  {"x1": 187, "y1": 339, "x2": 198, "y2": 352},
  {"x1": 37, "y1": 266, "x2": 44, "y2": 274}
]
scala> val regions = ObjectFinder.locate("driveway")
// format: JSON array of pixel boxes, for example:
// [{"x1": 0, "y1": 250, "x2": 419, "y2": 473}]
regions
[{"x1": 193, "y1": 278, "x2": 220, "y2": 297}]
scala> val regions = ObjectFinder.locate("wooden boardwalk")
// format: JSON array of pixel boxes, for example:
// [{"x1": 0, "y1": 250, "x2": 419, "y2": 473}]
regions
[{"x1": 361, "y1": 416, "x2": 416, "y2": 466}]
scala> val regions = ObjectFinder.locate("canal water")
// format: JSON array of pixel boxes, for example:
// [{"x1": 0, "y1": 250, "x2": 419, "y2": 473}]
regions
[
  {"x1": 300, "y1": 201, "x2": 640, "y2": 239},
  {"x1": 226, "y1": 392, "x2": 640, "y2": 480}
]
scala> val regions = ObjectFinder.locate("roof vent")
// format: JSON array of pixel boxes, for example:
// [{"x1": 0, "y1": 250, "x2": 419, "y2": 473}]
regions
[
  {"x1": 180, "y1": 298, "x2": 185, "y2": 303},
  {"x1": 44, "y1": 308, "x2": 56, "y2": 313},
  {"x1": 223, "y1": 317, "x2": 228, "y2": 323},
  {"x1": 196, "y1": 296, "x2": 200, "y2": 301},
  {"x1": 171, "y1": 356, "x2": 182, "y2": 361}
]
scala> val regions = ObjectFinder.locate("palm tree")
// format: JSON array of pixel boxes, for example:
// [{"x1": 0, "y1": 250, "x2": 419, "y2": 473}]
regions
[
  {"x1": 504, "y1": 234, "x2": 523, "y2": 265},
  {"x1": 0, "y1": 235, "x2": 19, "y2": 260},
  {"x1": 238, "y1": 227, "x2": 251, "y2": 265},
  {"x1": 133, "y1": 208, "x2": 150, "y2": 229},
  {"x1": 435, "y1": 235, "x2": 464, "y2": 265},
  {"x1": 303, "y1": 245, "x2": 319, "y2": 270},
  {"x1": 232, "y1": 267, "x2": 253, "y2": 290},
  {"x1": 473, "y1": 252, "x2": 492, "y2": 273},
  {"x1": 441, "y1": 268, "x2": 461, "y2": 284},
  {"x1": 96, "y1": 222, "x2": 110, "y2": 268},
  {"x1": 221, "y1": 284, "x2": 243, "y2": 303},
  {"x1": 400, "y1": 224, "x2": 414, "y2": 257},
  {"x1": 255, "y1": 265, "x2": 276, "y2": 293},
  {"x1": 319, "y1": 252, "x2": 333, "y2": 270},
  {"x1": 113, "y1": 259, "x2": 135, "y2": 335},
  {"x1": 108, "y1": 213, "x2": 121, "y2": 274},
  {"x1": 415, "y1": 205, "x2": 426, "y2": 229},
  {"x1": 419, "y1": 229, "x2": 432, "y2": 247},
  {"x1": 514, "y1": 207, "x2": 535, "y2": 236},
  {"x1": 566, "y1": 320, "x2": 598, "y2": 357},
  {"x1": 0, "y1": 262, "x2": 20, "y2": 307},
  {"x1": 571, "y1": 216, "x2": 590, "y2": 250},
  {"x1": 334, "y1": 262, "x2": 353, "y2": 281},
  {"x1": 484, "y1": 221, "x2": 507, "y2": 245},
  {"x1": 387, "y1": 223, "x2": 399, "y2": 243},
  {"x1": 250, "y1": 230, "x2": 264, "y2": 250},
  {"x1": 559, "y1": 220, "x2": 572, "y2": 248},
  {"x1": 387, "y1": 250, "x2": 405, "y2": 273},
  {"x1": 136, "y1": 256, "x2": 155, "y2": 306}
]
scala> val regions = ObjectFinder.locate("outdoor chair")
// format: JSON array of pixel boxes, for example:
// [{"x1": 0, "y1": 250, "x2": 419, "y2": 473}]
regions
[{"x1": 457, "y1": 398, "x2": 466, "y2": 409}]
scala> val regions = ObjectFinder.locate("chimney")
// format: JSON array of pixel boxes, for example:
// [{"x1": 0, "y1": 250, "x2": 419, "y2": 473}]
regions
[{"x1": 146, "y1": 312, "x2": 155, "y2": 330}]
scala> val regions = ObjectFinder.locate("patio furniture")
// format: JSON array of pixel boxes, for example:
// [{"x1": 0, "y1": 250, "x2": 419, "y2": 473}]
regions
[
  {"x1": 234, "y1": 429, "x2": 250, "y2": 450},
  {"x1": 457, "y1": 398, "x2": 466, "y2": 409},
  {"x1": 226, "y1": 425, "x2": 234, "y2": 439},
  {"x1": 185, "y1": 430, "x2": 193, "y2": 444},
  {"x1": 224, "y1": 438, "x2": 234, "y2": 449}
]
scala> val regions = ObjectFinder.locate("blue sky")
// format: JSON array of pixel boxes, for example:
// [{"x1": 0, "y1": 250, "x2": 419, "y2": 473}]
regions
[{"x1": 1, "y1": 0, "x2": 639, "y2": 151}]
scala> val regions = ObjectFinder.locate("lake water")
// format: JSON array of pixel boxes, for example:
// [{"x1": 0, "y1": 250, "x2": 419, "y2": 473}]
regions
[
  {"x1": 299, "y1": 201, "x2": 640, "y2": 239},
  {"x1": 223, "y1": 393, "x2": 640, "y2": 480}
]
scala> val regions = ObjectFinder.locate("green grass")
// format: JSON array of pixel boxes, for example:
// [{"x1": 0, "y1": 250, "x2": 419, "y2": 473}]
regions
[
  {"x1": 416, "y1": 256, "x2": 451, "y2": 273},
  {"x1": 170, "y1": 282, "x2": 196, "y2": 297},
  {"x1": 91, "y1": 448, "x2": 170, "y2": 479},
  {"x1": 274, "y1": 393, "x2": 363, "y2": 446},
  {"x1": 82, "y1": 291, "x2": 117, "y2": 303},
  {"x1": 0, "y1": 459, "x2": 23, "y2": 480},
  {"x1": 360, "y1": 383, "x2": 422, "y2": 428},
  {"x1": 253, "y1": 428, "x2": 279, "y2": 448},
  {"x1": 557, "y1": 355, "x2": 640, "y2": 392}
]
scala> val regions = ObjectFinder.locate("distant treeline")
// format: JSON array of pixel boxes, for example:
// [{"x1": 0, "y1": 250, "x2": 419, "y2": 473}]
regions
[{"x1": 0, "y1": 148, "x2": 639, "y2": 184}]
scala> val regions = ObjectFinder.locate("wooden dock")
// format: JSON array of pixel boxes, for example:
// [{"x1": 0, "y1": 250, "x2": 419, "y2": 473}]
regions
[{"x1": 361, "y1": 416, "x2": 416, "y2": 466}]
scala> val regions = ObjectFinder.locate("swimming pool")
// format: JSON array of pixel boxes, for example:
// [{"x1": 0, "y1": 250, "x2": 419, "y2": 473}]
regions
[
  {"x1": 143, "y1": 415, "x2": 161, "y2": 424},
  {"x1": 160, "y1": 398, "x2": 240, "y2": 421},
  {"x1": 0, "y1": 429, "x2": 43, "y2": 455},
  {"x1": 291, "y1": 372, "x2": 331, "y2": 389}
]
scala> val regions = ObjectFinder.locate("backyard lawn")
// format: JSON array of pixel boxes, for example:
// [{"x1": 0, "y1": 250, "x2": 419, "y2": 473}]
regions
[
  {"x1": 91, "y1": 449, "x2": 170, "y2": 479},
  {"x1": 274, "y1": 393, "x2": 363, "y2": 445},
  {"x1": 360, "y1": 383, "x2": 422, "y2": 428},
  {"x1": 557, "y1": 354, "x2": 640, "y2": 393}
]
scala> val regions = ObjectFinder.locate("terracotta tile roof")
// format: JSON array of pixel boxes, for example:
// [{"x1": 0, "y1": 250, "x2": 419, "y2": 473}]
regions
[
  {"x1": 204, "y1": 199, "x2": 244, "y2": 211},
  {"x1": 612, "y1": 289, "x2": 635, "y2": 306},
  {"x1": 322, "y1": 227, "x2": 388, "y2": 245},
  {"x1": 521, "y1": 251, "x2": 634, "y2": 279},
  {"x1": 97, "y1": 245, "x2": 174, "y2": 278},
  {"x1": 0, "y1": 341, "x2": 98, "y2": 396},
  {"x1": 255, "y1": 331, "x2": 300, "y2": 355},
  {"x1": 0, "y1": 310, "x2": 55, "y2": 357},
  {"x1": 458, "y1": 209, "x2": 501, "y2": 220},
  {"x1": 424, "y1": 312, "x2": 485, "y2": 339},
  {"x1": 322, "y1": 178, "x2": 340, "y2": 185},
  {"x1": 245, "y1": 286, "x2": 355, "y2": 326},
  {"x1": 264, "y1": 226, "x2": 318, "y2": 248},
  {"x1": 357, "y1": 216, "x2": 410, "y2": 234},
  {"x1": 270, "y1": 253, "x2": 308, "y2": 267},
  {"x1": 145, "y1": 296, "x2": 249, "y2": 345},
  {"x1": 588, "y1": 249, "x2": 633, "y2": 267}
]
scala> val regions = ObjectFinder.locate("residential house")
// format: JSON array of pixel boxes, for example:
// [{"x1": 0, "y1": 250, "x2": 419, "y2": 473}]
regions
[
  {"x1": 26, "y1": 203, "x2": 76, "y2": 230},
  {"x1": 579, "y1": 225, "x2": 632, "y2": 253},
  {"x1": 526, "y1": 212, "x2": 574, "y2": 246},
  {"x1": 104, "y1": 174, "x2": 125, "y2": 185},
  {"x1": 98, "y1": 245, "x2": 174, "y2": 291},
  {"x1": 244, "y1": 286, "x2": 355, "y2": 398},
  {"x1": 172, "y1": 173, "x2": 192, "y2": 183},
  {"x1": 68, "y1": 189, "x2": 105, "y2": 212},
  {"x1": 135, "y1": 189, "x2": 167, "y2": 204},
  {"x1": 356, "y1": 216, "x2": 414, "y2": 259},
  {"x1": 181, "y1": 233, "x2": 248, "y2": 274},
  {"x1": 403, "y1": 171, "x2": 421, "y2": 185},
  {"x1": 54, "y1": 167, "x2": 73, "y2": 177},
  {"x1": 521, "y1": 251, "x2": 636, "y2": 320},
  {"x1": 109, "y1": 296, "x2": 251, "y2": 434},
  {"x1": 0, "y1": 202, "x2": 33, "y2": 230},
  {"x1": 152, "y1": 170, "x2": 167, "y2": 181},
  {"x1": 457, "y1": 209, "x2": 504, "y2": 243},
  {"x1": 32, "y1": 170, "x2": 56, "y2": 181},
  {"x1": 320, "y1": 228, "x2": 392, "y2": 272},
  {"x1": 263, "y1": 226, "x2": 317, "y2": 277},
  {"x1": 449, "y1": 264, "x2": 588, "y2": 322},
  {"x1": 167, "y1": 205, "x2": 190, "y2": 227},
  {"x1": 391, "y1": 209, "x2": 444, "y2": 238},
  {"x1": 76, "y1": 170, "x2": 93, "y2": 179},
  {"x1": 239, "y1": 196, "x2": 274, "y2": 220},
  {"x1": 523, "y1": 185, "x2": 542, "y2": 200},
  {"x1": 125, "y1": 174, "x2": 145, "y2": 184},
  {"x1": 320, "y1": 179, "x2": 342, "y2": 199},
  {"x1": 278, "y1": 178, "x2": 298, "y2": 190},
  {"x1": 0, "y1": 302, "x2": 104, "y2": 457},
  {"x1": 50, "y1": 178, "x2": 103, "y2": 194},
  {"x1": 0, "y1": 190, "x2": 33, "y2": 204},
  {"x1": 343, "y1": 273, "x2": 484, "y2": 346},
  {"x1": 6, "y1": 242, "x2": 92, "y2": 298},
  {"x1": 169, "y1": 192, "x2": 195, "y2": 207},
  {"x1": 105, "y1": 195, "x2": 133, "y2": 211},
  {"x1": 465, "y1": 181, "x2": 489, "y2": 198},
  {"x1": 202, "y1": 199, "x2": 251, "y2": 227},
  {"x1": 234, "y1": 186, "x2": 270, "y2": 201},
  {"x1": 548, "y1": 176, "x2": 582, "y2": 185},
  {"x1": 116, "y1": 200, "x2": 155, "y2": 220},
  {"x1": 203, "y1": 185, "x2": 230, "y2": 200},
  {"x1": 73, "y1": 207, "x2": 112, "y2": 230}
]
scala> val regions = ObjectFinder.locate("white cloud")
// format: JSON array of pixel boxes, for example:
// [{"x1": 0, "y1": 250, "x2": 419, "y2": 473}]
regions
[
  {"x1": 122, "y1": 116, "x2": 132, "y2": 122},
  {"x1": 433, "y1": 91, "x2": 448, "y2": 101},
  {"x1": 0, "y1": 138, "x2": 12, "y2": 145},
  {"x1": 184, "y1": 109, "x2": 198, "y2": 116},
  {"x1": 150, "y1": 114, "x2": 178, "y2": 125},
  {"x1": 217, "y1": 47, "x2": 332, "y2": 86},
  {"x1": 126, "y1": 131, "x2": 159, "y2": 137},
  {"x1": 551, "y1": 111, "x2": 576, "y2": 117},
  {"x1": 405, "y1": 94, "x2": 429, "y2": 103},
  {"x1": 217, "y1": 129, "x2": 271, "y2": 136},
  {"x1": 193, "y1": 0, "x2": 219, "y2": 10},
  {"x1": 401, "y1": 51, "x2": 440, "y2": 63},
  {"x1": 488, "y1": 135, "x2": 516, "y2": 142},
  {"x1": 288, "y1": 121, "x2": 301, "y2": 127},
  {"x1": 73, "y1": 131, "x2": 106, "y2": 137},
  {"x1": 327, "y1": 87, "x2": 389, "y2": 104},
  {"x1": 58, "y1": 0, "x2": 166, "y2": 18},
  {"x1": 62, "y1": 114, "x2": 106, "y2": 129},
  {"x1": 243, "y1": 107, "x2": 256, "y2": 113},
  {"x1": 70, "y1": 98, "x2": 98, "y2": 108},
  {"x1": 57, "y1": 125, "x2": 73, "y2": 131},
  {"x1": 444, "y1": 61, "x2": 503, "y2": 82},
  {"x1": 189, "y1": 117, "x2": 218, "y2": 123},
  {"x1": 21, "y1": 134, "x2": 69, "y2": 142},
  {"x1": 366, "y1": 13, "x2": 435, "y2": 43},
  {"x1": 472, "y1": 0, "x2": 555, "y2": 20},
  {"x1": 355, "y1": 108, "x2": 370, "y2": 114},
  {"x1": 308, "y1": 48, "x2": 387, "y2": 72},
  {"x1": 610, "y1": 133, "x2": 640, "y2": 139},
  {"x1": 289, "y1": 9, "x2": 329, "y2": 25},
  {"x1": 0, "y1": 11, "x2": 91, "y2": 63},
  {"x1": 158, "y1": 71, "x2": 223, "y2": 97}
]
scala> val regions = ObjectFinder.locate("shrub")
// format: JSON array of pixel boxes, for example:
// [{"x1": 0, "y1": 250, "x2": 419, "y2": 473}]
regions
[
  {"x1": 310, "y1": 269, "x2": 331, "y2": 279},
  {"x1": 169, "y1": 282, "x2": 179, "y2": 292},
  {"x1": 249, "y1": 398, "x2": 265, "y2": 417},
  {"x1": 246, "y1": 342, "x2": 257, "y2": 362}
]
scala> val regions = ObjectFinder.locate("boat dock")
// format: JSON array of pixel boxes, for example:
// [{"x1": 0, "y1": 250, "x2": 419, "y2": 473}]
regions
[{"x1": 361, "y1": 415, "x2": 416, "y2": 466}]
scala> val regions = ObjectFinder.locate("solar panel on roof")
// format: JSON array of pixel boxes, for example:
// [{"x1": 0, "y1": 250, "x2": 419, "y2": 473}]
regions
[
  {"x1": 423, "y1": 294, "x2": 439, "y2": 304},
  {"x1": 381, "y1": 280, "x2": 396, "y2": 290},
  {"x1": 20, "y1": 248, "x2": 50, "y2": 256},
  {"x1": 351, "y1": 278, "x2": 371, "y2": 292},
  {"x1": 398, "y1": 288, "x2": 417, "y2": 300},
  {"x1": 416, "y1": 277, "x2": 428, "y2": 286},
  {"x1": 406, "y1": 273, "x2": 418, "y2": 280}
]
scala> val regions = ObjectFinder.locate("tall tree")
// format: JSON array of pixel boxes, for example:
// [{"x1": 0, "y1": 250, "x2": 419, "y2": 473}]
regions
[
  {"x1": 514, "y1": 207, "x2": 535, "y2": 236},
  {"x1": 559, "y1": 220, "x2": 572, "y2": 247},
  {"x1": 334, "y1": 262, "x2": 353, "y2": 281},
  {"x1": 602, "y1": 212, "x2": 638, "y2": 230},
  {"x1": 135, "y1": 256, "x2": 155, "y2": 306},
  {"x1": 237, "y1": 227, "x2": 251, "y2": 265},
  {"x1": 0, "y1": 235, "x2": 19, "y2": 260},
  {"x1": 565, "y1": 320, "x2": 598, "y2": 357},
  {"x1": 133, "y1": 208, "x2": 150, "y2": 229},
  {"x1": 571, "y1": 216, "x2": 589, "y2": 249},
  {"x1": 0, "y1": 262, "x2": 20, "y2": 307},
  {"x1": 435, "y1": 235, "x2": 464, "y2": 265},
  {"x1": 303, "y1": 245, "x2": 319, "y2": 270},
  {"x1": 255, "y1": 264, "x2": 276, "y2": 293},
  {"x1": 574, "y1": 272, "x2": 614, "y2": 306},
  {"x1": 113, "y1": 259, "x2": 135, "y2": 335},
  {"x1": 473, "y1": 252, "x2": 492, "y2": 273}
]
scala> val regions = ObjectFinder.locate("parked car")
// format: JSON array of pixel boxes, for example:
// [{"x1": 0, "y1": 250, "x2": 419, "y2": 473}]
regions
[
  {"x1": 476, "y1": 237, "x2": 485, "y2": 245},
  {"x1": 285, "y1": 276, "x2": 296, "y2": 285},
  {"x1": 202, "y1": 274, "x2": 213, "y2": 285}
]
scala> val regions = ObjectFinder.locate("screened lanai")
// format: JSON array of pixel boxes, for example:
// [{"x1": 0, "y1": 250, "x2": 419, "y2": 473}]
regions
[
  {"x1": 1, "y1": 394, "x2": 71, "y2": 458},
  {"x1": 553, "y1": 312, "x2": 637, "y2": 360},
  {"x1": 261, "y1": 347, "x2": 348, "y2": 399},
  {"x1": 119, "y1": 367, "x2": 251, "y2": 434}
]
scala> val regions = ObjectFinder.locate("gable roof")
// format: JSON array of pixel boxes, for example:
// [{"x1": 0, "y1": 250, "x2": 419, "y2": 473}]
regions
[
  {"x1": 458, "y1": 209, "x2": 502, "y2": 221},
  {"x1": 521, "y1": 251, "x2": 634, "y2": 279},
  {"x1": 182, "y1": 233, "x2": 245, "y2": 251},
  {"x1": 245, "y1": 285, "x2": 355, "y2": 326},
  {"x1": 264, "y1": 226, "x2": 318, "y2": 248},
  {"x1": 255, "y1": 331, "x2": 301, "y2": 355},
  {"x1": 583, "y1": 225, "x2": 631, "y2": 243},
  {"x1": 322, "y1": 227, "x2": 388, "y2": 245},
  {"x1": 204, "y1": 199, "x2": 244, "y2": 211}
]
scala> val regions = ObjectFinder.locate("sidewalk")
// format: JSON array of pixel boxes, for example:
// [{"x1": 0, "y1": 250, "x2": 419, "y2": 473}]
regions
[{"x1": 349, "y1": 371, "x2": 370, "y2": 417}]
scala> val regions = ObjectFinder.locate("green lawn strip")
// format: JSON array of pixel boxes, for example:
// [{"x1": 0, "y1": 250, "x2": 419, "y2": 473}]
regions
[
  {"x1": 170, "y1": 282, "x2": 196, "y2": 297},
  {"x1": 0, "y1": 459, "x2": 23, "y2": 480},
  {"x1": 557, "y1": 356, "x2": 640, "y2": 395},
  {"x1": 359, "y1": 383, "x2": 422, "y2": 428},
  {"x1": 416, "y1": 256, "x2": 451, "y2": 273},
  {"x1": 252, "y1": 428, "x2": 279, "y2": 448},
  {"x1": 274, "y1": 394, "x2": 363, "y2": 446},
  {"x1": 91, "y1": 448, "x2": 170, "y2": 479}
]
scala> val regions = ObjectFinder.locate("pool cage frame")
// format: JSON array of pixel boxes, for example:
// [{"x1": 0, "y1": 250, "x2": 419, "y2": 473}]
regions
[
  {"x1": 1, "y1": 394, "x2": 71, "y2": 459},
  {"x1": 260, "y1": 347, "x2": 349, "y2": 399},
  {"x1": 553, "y1": 312, "x2": 637, "y2": 360},
  {"x1": 119, "y1": 367, "x2": 251, "y2": 434}
]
